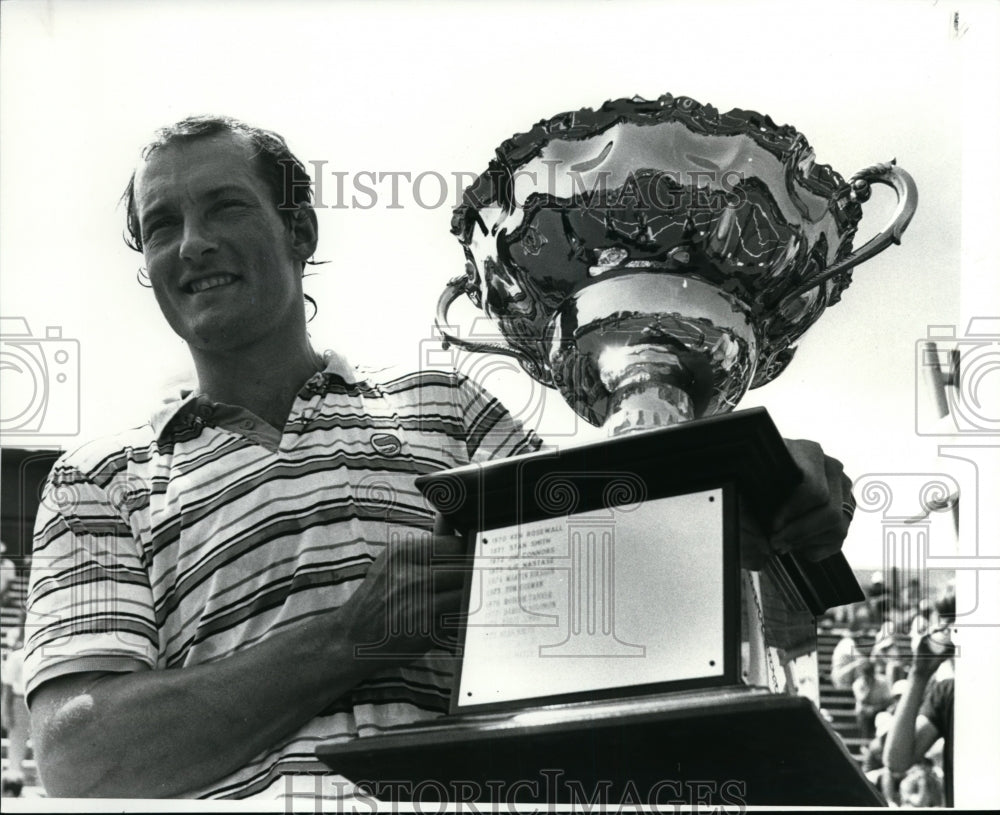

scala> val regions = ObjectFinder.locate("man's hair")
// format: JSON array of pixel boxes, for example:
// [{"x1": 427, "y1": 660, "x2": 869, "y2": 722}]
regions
[
  {"x1": 934, "y1": 591, "x2": 956, "y2": 625},
  {"x1": 122, "y1": 115, "x2": 314, "y2": 253}
]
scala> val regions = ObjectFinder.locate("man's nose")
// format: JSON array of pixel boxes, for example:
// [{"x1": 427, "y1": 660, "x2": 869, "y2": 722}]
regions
[{"x1": 179, "y1": 219, "x2": 218, "y2": 263}]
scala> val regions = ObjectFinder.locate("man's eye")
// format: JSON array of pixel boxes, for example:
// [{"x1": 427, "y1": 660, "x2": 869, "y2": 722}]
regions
[
  {"x1": 215, "y1": 199, "x2": 248, "y2": 212},
  {"x1": 144, "y1": 218, "x2": 178, "y2": 237}
]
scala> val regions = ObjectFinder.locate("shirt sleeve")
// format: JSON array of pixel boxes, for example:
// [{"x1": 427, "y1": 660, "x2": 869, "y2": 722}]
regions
[
  {"x1": 918, "y1": 677, "x2": 950, "y2": 734},
  {"x1": 23, "y1": 458, "x2": 158, "y2": 702},
  {"x1": 453, "y1": 373, "x2": 544, "y2": 462}
]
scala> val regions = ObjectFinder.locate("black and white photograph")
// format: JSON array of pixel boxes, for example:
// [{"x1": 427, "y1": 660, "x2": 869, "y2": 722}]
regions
[{"x1": 1, "y1": 0, "x2": 998, "y2": 809}]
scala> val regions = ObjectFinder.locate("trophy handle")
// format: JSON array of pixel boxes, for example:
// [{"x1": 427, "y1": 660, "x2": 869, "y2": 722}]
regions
[
  {"x1": 435, "y1": 275, "x2": 536, "y2": 362},
  {"x1": 775, "y1": 161, "x2": 918, "y2": 311}
]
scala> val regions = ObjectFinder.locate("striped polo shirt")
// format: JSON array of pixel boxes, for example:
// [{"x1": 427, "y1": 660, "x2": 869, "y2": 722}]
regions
[{"x1": 24, "y1": 357, "x2": 541, "y2": 798}]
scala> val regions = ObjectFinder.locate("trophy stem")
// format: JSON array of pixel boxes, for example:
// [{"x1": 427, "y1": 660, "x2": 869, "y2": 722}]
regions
[{"x1": 606, "y1": 382, "x2": 695, "y2": 437}]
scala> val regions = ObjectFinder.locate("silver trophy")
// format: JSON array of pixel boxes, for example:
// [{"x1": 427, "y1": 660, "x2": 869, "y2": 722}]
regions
[{"x1": 439, "y1": 94, "x2": 917, "y2": 437}]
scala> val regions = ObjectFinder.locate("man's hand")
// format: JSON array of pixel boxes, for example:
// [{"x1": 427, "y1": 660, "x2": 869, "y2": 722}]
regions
[
  {"x1": 740, "y1": 438, "x2": 855, "y2": 570},
  {"x1": 338, "y1": 531, "x2": 469, "y2": 663},
  {"x1": 909, "y1": 628, "x2": 955, "y2": 681}
]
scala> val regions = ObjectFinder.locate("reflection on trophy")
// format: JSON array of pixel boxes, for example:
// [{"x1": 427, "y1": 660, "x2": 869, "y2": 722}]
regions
[
  {"x1": 440, "y1": 93, "x2": 916, "y2": 436},
  {"x1": 437, "y1": 93, "x2": 916, "y2": 682}
]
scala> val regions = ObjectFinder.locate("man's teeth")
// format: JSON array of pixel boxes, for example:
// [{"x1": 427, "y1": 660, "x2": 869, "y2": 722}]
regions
[{"x1": 189, "y1": 275, "x2": 236, "y2": 293}]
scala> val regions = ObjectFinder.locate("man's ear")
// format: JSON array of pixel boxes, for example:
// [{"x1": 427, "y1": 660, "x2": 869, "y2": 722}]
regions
[{"x1": 288, "y1": 205, "x2": 319, "y2": 262}]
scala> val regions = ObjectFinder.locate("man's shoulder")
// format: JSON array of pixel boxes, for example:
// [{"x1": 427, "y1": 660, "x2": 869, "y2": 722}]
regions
[
  {"x1": 355, "y1": 363, "x2": 464, "y2": 390},
  {"x1": 48, "y1": 422, "x2": 158, "y2": 482}
]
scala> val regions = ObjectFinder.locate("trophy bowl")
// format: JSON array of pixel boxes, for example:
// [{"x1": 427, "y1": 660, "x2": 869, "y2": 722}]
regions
[{"x1": 440, "y1": 94, "x2": 916, "y2": 435}]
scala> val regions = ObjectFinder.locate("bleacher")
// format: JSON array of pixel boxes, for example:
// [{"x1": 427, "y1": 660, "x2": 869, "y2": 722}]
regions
[
  {"x1": 2, "y1": 571, "x2": 43, "y2": 798},
  {"x1": 816, "y1": 624, "x2": 912, "y2": 765},
  {"x1": 817, "y1": 629, "x2": 876, "y2": 761},
  {"x1": 1, "y1": 447, "x2": 61, "y2": 797},
  {"x1": 0, "y1": 557, "x2": 918, "y2": 799},
  {"x1": 1, "y1": 738, "x2": 41, "y2": 798},
  {"x1": 1, "y1": 570, "x2": 28, "y2": 653},
  {"x1": 0, "y1": 620, "x2": 897, "y2": 798}
]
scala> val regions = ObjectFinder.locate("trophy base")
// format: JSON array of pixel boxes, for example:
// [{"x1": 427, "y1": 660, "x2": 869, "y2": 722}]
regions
[
  {"x1": 350, "y1": 408, "x2": 870, "y2": 805},
  {"x1": 317, "y1": 687, "x2": 883, "y2": 806}
]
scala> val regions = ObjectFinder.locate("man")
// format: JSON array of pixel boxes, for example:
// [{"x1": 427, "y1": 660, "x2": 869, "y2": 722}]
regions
[
  {"x1": 24, "y1": 116, "x2": 855, "y2": 799},
  {"x1": 852, "y1": 660, "x2": 893, "y2": 740},
  {"x1": 883, "y1": 593, "x2": 956, "y2": 806},
  {"x1": 830, "y1": 611, "x2": 871, "y2": 690}
]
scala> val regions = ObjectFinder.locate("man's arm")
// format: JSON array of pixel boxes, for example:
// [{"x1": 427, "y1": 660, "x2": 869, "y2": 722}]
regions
[
  {"x1": 30, "y1": 532, "x2": 466, "y2": 798},
  {"x1": 882, "y1": 632, "x2": 950, "y2": 773},
  {"x1": 740, "y1": 438, "x2": 853, "y2": 569}
]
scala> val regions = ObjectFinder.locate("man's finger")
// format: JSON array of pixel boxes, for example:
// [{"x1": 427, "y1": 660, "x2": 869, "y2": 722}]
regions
[
  {"x1": 430, "y1": 533, "x2": 468, "y2": 558},
  {"x1": 433, "y1": 587, "x2": 466, "y2": 616},
  {"x1": 430, "y1": 587, "x2": 468, "y2": 650},
  {"x1": 771, "y1": 493, "x2": 851, "y2": 561},
  {"x1": 430, "y1": 562, "x2": 469, "y2": 592},
  {"x1": 771, "y1": 439, "x2": 838, "y2": 529}
]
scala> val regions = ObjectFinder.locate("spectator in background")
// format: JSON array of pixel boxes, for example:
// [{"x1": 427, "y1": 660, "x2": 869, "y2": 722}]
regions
[
  {"x1": 830, "y1": 612, "x2": 869, "y2": 690},
  {"x1": 926, "y1": 592, "x2": 955, "y2": 682},
  {"x1": 852, "y1": 660, "x2": 893, "y2": 740},
  {"x1": 901, "y1": 577, "x2": 922, "y2": 615},
  {"x1": 898, "y1": 759, "x2": 945, "y2": 808},
  {"x1": 908, "y1": 598, "x2": 934, "y2": 639},
  {"x1": 0, "y1": 541, "x2": 16, "y2": 605},
  {"x1": 861, "y1": 678, "x2": 911, "y2": 805},
  {"x1": 1, "y1": 614, "x2": 29, "y2": 797},
  {"x1": 883, "y1": 593, "x2": 955, "y2": 807},
  {"x1": 865, "y1": 570, "x2": 888, "y2": 628},
  {"x1": 871, "y1": 625, "x2": 908, "y2": 686},
  {"x1": 861, "y1": 733, "x2": 884, "y2": 777},
  {"x1": 1, "y1": 539, "x2": 29, "y2": 796}
]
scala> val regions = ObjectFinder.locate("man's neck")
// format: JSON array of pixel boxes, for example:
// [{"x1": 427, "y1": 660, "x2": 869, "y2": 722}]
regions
[{"x1": 191, "y1": 339, "x2": 325, "y2": 431}]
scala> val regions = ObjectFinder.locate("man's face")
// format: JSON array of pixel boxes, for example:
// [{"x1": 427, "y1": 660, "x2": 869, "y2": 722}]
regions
[{"x1": 133, "y1": 133, "x2": 308, "y2": 353}]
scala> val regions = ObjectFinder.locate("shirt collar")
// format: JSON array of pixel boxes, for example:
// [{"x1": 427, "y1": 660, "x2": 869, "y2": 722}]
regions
[{"x1": 150, "y1": 349, "x2": 363, "y2": 441}]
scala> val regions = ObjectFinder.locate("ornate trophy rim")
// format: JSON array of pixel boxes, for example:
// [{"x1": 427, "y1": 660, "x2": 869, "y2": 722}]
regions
[{"x1": 441, "y1": 93, "x2": 917, "y2": 429}]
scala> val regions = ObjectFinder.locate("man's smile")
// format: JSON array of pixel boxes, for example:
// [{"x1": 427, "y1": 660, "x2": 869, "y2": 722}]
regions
[{"x1": 183, "y1": 274, "x2": 240, "y2": 294}]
